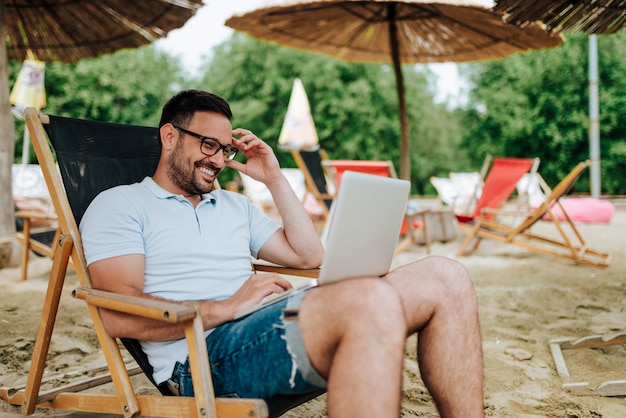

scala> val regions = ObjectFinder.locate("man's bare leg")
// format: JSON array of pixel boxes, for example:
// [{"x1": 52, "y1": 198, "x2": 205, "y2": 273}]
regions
[
  {"x1": 386, "y1": 255, "x2": 484, "y2": 418},
  {"x1": 298, "y1": 278, "x2": 407, "y2": 417}
]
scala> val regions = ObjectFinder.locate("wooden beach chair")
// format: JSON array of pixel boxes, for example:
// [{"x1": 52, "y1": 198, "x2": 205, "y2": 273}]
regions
[
  {"x1": 13, "y1": 164, "x2": 66, "y2": 281},
  {"x1": 550, "y1": 333, "x2": 626, "y2": 396},
  {"x1": 291, "y1": 149, "x2": 335, "y2": 226},
  {"x1": 0, "y1": 109, "x2": 322, "y2": 418},
  {"x1": 240, "y1": 168, "x2": 325, "y2": 221},
  {"x1": 455, "y1": 156, "x2": 540, "y2": 225},
  {"x1": 429, "y1": 155, "x2": 492, "y2": 216},
  {"x1": 456, "y1": 160, "x2": 612, "y2": 267},
  {"x1": 15, "y1": 210, "x2": 62, "y2": 281}
]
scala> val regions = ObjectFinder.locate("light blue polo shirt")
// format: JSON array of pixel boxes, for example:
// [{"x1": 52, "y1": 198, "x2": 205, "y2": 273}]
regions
[{"x1": 80, "y1": 177, "x2": 281, "y2": 384}]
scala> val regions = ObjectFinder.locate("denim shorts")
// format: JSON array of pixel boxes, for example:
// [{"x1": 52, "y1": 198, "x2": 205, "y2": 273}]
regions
[{"x1": 169, "y1": 289, "x2": 327, "y2": 399}]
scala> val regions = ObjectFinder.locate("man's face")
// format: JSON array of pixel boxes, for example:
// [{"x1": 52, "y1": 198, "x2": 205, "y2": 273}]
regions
[{"x1": 166, "y1": 111, "x2": 233, "y2": 196}]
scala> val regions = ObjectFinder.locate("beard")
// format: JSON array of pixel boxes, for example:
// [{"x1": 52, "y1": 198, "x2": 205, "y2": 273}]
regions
[{"x1": 166, "y1": 138, "x2": 219, "y2": 196}]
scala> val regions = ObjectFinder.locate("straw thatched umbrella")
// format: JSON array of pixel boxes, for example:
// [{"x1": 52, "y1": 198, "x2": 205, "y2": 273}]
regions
[
  {"x1": 2, "y1": 0, "x2": 202, "y2": 62},
  {"x1": 0, "y1": 0, "x2": 202, "y2": 265},
  {"x1": 494, "y1": 0, "x2": 626, "y2": 34},
  {"x1": 226, "y1": 0, "x2": 563, "y2": 180}
]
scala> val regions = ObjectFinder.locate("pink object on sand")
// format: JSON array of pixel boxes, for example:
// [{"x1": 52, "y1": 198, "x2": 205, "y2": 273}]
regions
[{"x1": 545, "y1": 197, "x2": 614, "y2": 223}]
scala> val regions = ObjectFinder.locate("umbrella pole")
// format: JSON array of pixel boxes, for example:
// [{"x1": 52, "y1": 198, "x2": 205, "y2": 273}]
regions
[
  {"x1": 0, "y1": 0, "x2": 18, "y2": 260},
  {"x1": 388, "y1": 4, "x2": 410, "y2": 181}
]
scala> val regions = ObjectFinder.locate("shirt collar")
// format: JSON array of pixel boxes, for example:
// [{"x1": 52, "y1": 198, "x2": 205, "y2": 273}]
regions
[{"x1": 142, "y1": 177, "x2": 217, "y2": 204}]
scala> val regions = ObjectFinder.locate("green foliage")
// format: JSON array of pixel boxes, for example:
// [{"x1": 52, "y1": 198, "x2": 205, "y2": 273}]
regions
[
  {"x1": 12, "y1": 28, "x2": 626, "y2": 196},
  {"x1": 197, "y1": 34, "x2": 467, "y2": 192},
  {"x1": 8, "y1": 34, "x2": 469, "y2": 195},
  {"x1": 11, "y1": 45, "x2": 183, "y2": 163},
  {"x1": 460, "y1": 30, "x2": 626, "y2": 195},
  {"x1": 45, "y1": 46, "x2": 182, "y2": 125}
]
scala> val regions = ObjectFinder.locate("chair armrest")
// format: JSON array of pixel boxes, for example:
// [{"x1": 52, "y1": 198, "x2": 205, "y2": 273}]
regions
[
  {"x1": 15, "y1": 211, "x2": 57, "y2": 221},
  {"x1": 480, "y1": 207, "x2": 533, "y2": 217},
  {"x1": 72, "y1": 287, "x2": 197, "y2": 323},
  {"x1": 314, "y1": 192, "x2": 334, "y2": 200},
  {"x1": 252, "y1": 261, "x2": 320, "y2": 278}
]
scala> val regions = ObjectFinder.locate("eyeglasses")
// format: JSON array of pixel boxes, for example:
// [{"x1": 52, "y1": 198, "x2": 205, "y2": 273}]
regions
[{"x1": 173, "y1": 125, "x2": 238, "y2": 161}]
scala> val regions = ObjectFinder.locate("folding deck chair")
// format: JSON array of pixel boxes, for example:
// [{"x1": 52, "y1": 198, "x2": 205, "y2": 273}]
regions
[
  {"x1": 290, "y1": 149, "x2": 335, "y2": 226},
  {"x1": 429, "y1": 155, "x2": 492, "y2": 216},
  {"x1": 13, "y1": 164, "x2": 65, "y2": 281},
  {"x1": 515, "y1": 172, "x2": 551, "y2": 208},
  {"x1": 454, "y1": 157, "x2": 540, "y2": 225},
  {"x1": 0, "y1": 109, "x2": 323, "y2": 418},
  {"x1": 550, "y1": 332, "x2": 626, "y2": 396},
  {"x1": 240, "y1": 168, "x2": 324, "y2": 221},
  {"x1": 322, "y1": 159, "x2": 431, "y2": 254},
  {"x1": 456, "y1": 160, "x2": 612, "y2": 267},
  {"x1": 240, "y1": 169, "x2": 299, "y2": 213},
  {"x1": 14, "y1": 210, "x2": 62, "y2": 281}
]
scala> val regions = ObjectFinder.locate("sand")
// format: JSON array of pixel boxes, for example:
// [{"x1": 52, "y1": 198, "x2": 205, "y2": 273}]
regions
[{"x1": 1, "y1": 209, "x2": 625, "y2": 417}]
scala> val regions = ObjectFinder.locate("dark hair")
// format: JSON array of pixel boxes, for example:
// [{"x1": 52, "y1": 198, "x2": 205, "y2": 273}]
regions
[
  {"x1": 159, "y1": 90, "x2": 233, "y2": 128},
  {"x1": 157, "y1": 90, "x2": 233, "y2": 151}
]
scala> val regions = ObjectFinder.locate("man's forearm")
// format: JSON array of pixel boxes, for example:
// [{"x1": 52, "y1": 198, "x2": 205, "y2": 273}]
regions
[
  {"x1": 100, "y1": 294, "x2": 233, "y2": 342},
  {"x1": 267, "y1": 174, "x2": 324, "y2": 267}
]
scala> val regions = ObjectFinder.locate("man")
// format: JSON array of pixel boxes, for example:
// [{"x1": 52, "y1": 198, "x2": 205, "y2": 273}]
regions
[{"x1": 81, "y1": 90, "x2": 484, "y2": 417}]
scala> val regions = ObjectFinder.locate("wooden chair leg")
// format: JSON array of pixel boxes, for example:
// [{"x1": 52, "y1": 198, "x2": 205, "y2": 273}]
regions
[
  {"x1": 395, "y1": 235, "x2": 413, "y2": 255},
  {"x1": 19, "y1": 217, "x2": 32, "y2": 281},
  {"x1": 457, "y1": 220, "x2": 483, "y2": 256},
  {"x1": 422, "y1": 212, "x2": 431, "y2": 254},
  {"x1": 550, "y1": 333, "x2": 626, "y2": 396},
  {"x1": 50, "y1": 227, "x2": 62, "y2": 259},
  {"x1": 23, "y1": 235, "x2": 74, "y2": 415},
  {"x1": 89, "y1": 304, "x2": 141, "y2": 417},
  {"x1": 412, "y1": 211, "x2": 431, "y2": 254},
  {"x1": 185, "y1": 309, "x2": 218, "y2": 418}
]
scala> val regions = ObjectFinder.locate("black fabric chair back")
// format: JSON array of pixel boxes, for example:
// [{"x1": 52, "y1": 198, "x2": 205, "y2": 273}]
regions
[
  {"x1": 45, "y1": 115, "x2": 166, "y2": 391},
  {"x1": 45, "y1": 115, "x2": 160, "y2": 226},
  {"x1": 299, "y1": 150, "x2": 332, "y2": 209},
  {"x1": 120, "y1": 337, "x2": 173, "y2": 395}
]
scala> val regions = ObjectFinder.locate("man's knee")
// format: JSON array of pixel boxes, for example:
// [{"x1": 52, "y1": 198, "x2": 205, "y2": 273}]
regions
[
  {"x1": 389, "y1": 255, "x2": 477, "y2": 312},
  {"x1": 412, "y1": 256, "x2": 474, "y2": 293},
  {"x1": 303, "y1": 278, "x2": 406, "y2": 335},
  {"x1": 351, "y1": 278, "x2": 405, "y2": 318},
  {"x1": 298, "y1": 278, "x2": 406, "y2": 373}
]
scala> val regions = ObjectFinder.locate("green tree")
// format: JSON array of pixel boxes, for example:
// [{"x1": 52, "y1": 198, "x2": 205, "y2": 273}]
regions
[
  {"x1": 12, "y1": 45, "x2": 183, "y2": 164},
  {"x1": 5, "y1": 46, "x2": 183, "y2": 268},
  {"x1": 460, "y1": 31, "x2": 626, "y2": 194},
  {"x1": 197, "y1": 34, "x2": 467, "y2": 193},
  {"x1": 45, "y1": 46, "x2": 182, "y2": 124}
]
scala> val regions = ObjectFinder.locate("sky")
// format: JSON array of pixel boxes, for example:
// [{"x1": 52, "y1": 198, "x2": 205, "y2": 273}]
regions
[{"x1": 155, "y1": 1, "x2": 474, "y2": 106}]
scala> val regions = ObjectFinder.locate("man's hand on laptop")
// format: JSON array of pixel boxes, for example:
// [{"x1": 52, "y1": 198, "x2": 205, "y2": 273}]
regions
[{"x1": 228, "y1": 273, "x2": 293, "y2": 318}]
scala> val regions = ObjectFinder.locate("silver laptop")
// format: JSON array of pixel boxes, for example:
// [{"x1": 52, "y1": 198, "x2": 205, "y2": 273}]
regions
[{"x1": 234, "y1": 170, "x2": 410, "y2": 319}]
